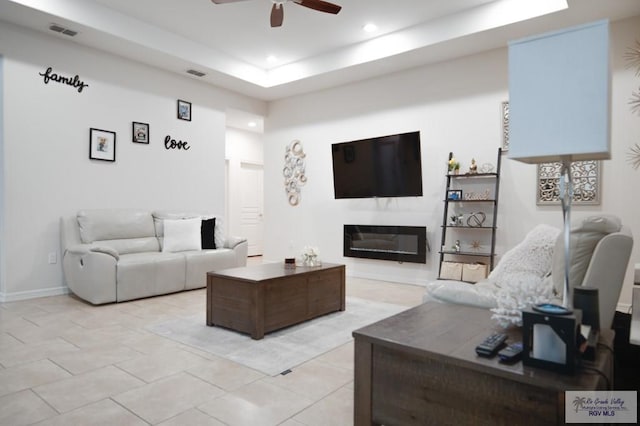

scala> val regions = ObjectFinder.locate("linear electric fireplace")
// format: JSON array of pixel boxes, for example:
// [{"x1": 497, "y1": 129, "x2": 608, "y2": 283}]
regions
[{"x1": 344, "y1": 225, "x2": 427, "y2": 264}]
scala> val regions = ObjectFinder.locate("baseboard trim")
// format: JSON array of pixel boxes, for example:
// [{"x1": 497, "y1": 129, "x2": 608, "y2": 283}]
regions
[{"x1": 0, "y1": 286, "x2": 69, "y2": 303}]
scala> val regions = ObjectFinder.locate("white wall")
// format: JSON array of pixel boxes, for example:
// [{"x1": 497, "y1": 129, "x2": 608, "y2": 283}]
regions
[
  {"x1": 264, "y1": 16, "x2": 640, "y2": 307},
  {"x1": 0, "y1": 22, "x2": 266, "y2": 301}
]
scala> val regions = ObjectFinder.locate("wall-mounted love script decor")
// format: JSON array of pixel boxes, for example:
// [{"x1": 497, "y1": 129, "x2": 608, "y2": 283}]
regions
[
  {"x1": 164, "y1": 135, "x2": 190, "y2": 151},
  {"x1": 39, "y1": 66, "x2": 89, "y2": 93}
]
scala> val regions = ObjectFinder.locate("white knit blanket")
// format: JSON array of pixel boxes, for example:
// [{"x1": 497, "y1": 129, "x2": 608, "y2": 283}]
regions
[{"x1": 489, "y1": 224, "x2": 560, "y2": 327}]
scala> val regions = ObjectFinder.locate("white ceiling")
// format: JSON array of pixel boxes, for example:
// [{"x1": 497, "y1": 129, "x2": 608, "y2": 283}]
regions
[{"x1": 2, "y1": 0, "x2": 640, "y2": 105}]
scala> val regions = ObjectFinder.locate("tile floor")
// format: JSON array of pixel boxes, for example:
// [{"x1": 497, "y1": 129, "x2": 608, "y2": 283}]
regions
[{"x1": 0, "y1": 261, "x2": 425, "y2": 425}]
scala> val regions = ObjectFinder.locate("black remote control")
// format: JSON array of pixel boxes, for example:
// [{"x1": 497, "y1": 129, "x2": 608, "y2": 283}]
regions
[
  {"x1": 475, "y1": 333, "x2": 507, "y2": 357},
  {"x1": 498, "y1": 342, "x2": 523, "y2": 363}
]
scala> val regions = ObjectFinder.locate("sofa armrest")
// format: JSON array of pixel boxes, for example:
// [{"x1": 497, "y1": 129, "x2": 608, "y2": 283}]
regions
[
  {"x1": 65, "y1": 243, "x2": 92, "y2": 256},
  {"x1": 66, "y1": 244, "x2": 120, "y2": 260},
  {"x1": 89, "y1": 245, "x2": 120, "y2": 260},
  {"x1": 62, "y1": 244, "x2": 118, "y2": 304},
  {"x1": 224, "y1": 236, "x2": 247, "y2": 249}
]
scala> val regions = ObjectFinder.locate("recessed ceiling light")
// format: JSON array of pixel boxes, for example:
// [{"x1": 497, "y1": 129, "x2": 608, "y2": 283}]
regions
[
  {"x1": 248, "y1": 121, "x2": 257, "y2": 128},
  {"x1": 363, "y1": 23, "x2": 378, "y2": 33}
]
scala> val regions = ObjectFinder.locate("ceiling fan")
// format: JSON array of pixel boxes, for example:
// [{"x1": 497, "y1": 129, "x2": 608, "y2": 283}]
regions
[{"x1": 210, "y1": 0, "x2": 342, "y2": 28}]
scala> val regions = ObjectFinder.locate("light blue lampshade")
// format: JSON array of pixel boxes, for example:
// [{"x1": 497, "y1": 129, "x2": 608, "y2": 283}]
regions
[{"x1": 508, "y1": 20, "x2": 611, "y2": 163}]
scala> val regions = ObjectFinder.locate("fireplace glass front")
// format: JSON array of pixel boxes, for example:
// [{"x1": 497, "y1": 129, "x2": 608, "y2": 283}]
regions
[{"x1": 344, "y1": 225, "x2": 427, "y2": 264}]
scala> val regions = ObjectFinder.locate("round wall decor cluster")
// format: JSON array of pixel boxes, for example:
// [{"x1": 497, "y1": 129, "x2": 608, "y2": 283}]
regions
[{"x1": 283, "y1": 140, "x2": 306, "y2": 206}]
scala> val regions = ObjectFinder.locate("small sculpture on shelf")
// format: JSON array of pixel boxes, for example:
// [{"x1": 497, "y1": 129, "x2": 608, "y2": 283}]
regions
[
  {"x1": 471, "y1": 240, "x2": 482, "y2": 251},
  {"x1": 453, "y1": 240, "x2": 461, "y2": 252},
  {"x1": 449, "y1": 214, "x2": 464, "y2": 226},
  {"x1": 480, "y1": 163, "x2": 495, "y2": 173},
  {"x1": 469, "y1": 158, "x2": 478, "y2": 174}
]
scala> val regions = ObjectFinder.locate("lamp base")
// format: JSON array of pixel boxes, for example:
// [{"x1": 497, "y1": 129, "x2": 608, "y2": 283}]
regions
[{"x1": 522, "y1": 307, "x2": 582, "y2": 375}]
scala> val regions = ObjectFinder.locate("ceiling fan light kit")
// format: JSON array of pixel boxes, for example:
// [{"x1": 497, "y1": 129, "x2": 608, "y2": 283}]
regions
[{"x1": 211, "y1": 0, "x2": 342, "y2": 28}]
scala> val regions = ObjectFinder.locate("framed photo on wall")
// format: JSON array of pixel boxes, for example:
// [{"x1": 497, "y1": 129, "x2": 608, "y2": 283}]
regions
[
  {"x1": 132, "y1": 122, "x2": 149, "y2": 144},
  {"x1": 177, "y1": 99, "x2": 191, "y2": 121},
  {"x1": 89, "y1": 128, "x2": 116, "y2": 162}
]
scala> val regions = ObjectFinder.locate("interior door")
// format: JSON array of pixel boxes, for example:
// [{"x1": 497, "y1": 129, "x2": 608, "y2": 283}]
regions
[{"x1": 239, "y1": 162, "x2": 264, "y2": 256}]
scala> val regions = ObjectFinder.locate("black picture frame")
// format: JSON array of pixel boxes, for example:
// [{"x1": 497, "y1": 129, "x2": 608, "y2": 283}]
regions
[
  {"x1": 89, "y1": 128, "x2": 116, "y2": 162},
  {"x1": 132, "y1": 122, "x2": 149, "y2": 144},
  {"x1": 177, "y1": 99, "x2": 191, "y2": 121},
  {"x1": 447, "y1": 190, "x2": 463, "y2": 201}
]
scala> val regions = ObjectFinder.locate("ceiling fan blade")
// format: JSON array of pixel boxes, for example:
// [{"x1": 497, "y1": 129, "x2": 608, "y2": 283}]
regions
[
  {"x1": 293, "y1": 0, "x2": 341, "y2": 14},
  {"x1": 210, "y1": 0, "x2": 252, "y2": 4},
  {"x1": 271, "y1": 3, "x2": 284, "y2": 27}
]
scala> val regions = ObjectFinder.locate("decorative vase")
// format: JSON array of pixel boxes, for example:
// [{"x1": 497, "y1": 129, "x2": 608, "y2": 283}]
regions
[{"x1": 303, "y1": 255, "x2": 320, "y2": 267}]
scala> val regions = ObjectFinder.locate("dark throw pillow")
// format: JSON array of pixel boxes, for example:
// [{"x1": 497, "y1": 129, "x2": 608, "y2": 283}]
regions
[{"x1": 201, "y1": 218, "x2": 216, "y2": 249}]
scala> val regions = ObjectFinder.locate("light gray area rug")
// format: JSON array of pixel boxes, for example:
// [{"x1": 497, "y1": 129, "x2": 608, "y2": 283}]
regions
[{"x1": 147, "y1": 297, "x2": 407, "y2": 376}]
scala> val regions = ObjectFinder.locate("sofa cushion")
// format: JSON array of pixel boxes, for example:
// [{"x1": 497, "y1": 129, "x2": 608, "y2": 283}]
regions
[
  {"x1": 201, "y1": 218, "x2": 216, "y2": 250},
  {"x1": 116, "y1": 252, "x2": 186, "y2": 302},
  {"x1": 152, "y1": 211, "x2": 203, "y2": 237},
  {"x1": 162, "y1": 218, "x2": 202, "y2": 252},
  {"x1": 551, "y1": 214, "x2": 622, "y2": 296},
  {"x1": 92, "y1": 237, "x2": 159, "y2": 256},
  {"x1": 78, "y1": 209, "x2": 155, "y2": 243},
  {"x1": 183, "y1": 249, "x2": 237, "y2": 289}
]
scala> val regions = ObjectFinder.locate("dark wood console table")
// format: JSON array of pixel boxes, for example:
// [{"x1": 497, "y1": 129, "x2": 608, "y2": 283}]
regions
[
  {"x1": 207, "y1": 262, "x2": 345, "y2": 339},
  {"x1": 353, "y1": 302, "x2": 613, "y2": 425}
]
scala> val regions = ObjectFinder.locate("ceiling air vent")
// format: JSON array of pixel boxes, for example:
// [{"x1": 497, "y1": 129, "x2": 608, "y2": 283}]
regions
[
  {"x1": 186, "y1": 69, "x2": 206, "y2": 77},
  {"x1": 49, "y1": 24, "x2": 77, "y2": 37}
]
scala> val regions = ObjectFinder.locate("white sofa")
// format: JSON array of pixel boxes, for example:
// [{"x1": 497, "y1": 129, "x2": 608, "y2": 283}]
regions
[
  {"x1": 425, "y1": 215, "x2": 633, "y2": 329},
  {"x1": 60, "y1": 209, "x2": 248, "y2": 304}
]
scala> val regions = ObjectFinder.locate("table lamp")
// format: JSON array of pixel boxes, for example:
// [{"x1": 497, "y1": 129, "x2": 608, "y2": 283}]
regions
[
  {"x1": 508, "y1": 19, "x2": 611, "y2": 312},
  {"x1": 510, "y1": 20, "x2": 610, "y2": 374}
]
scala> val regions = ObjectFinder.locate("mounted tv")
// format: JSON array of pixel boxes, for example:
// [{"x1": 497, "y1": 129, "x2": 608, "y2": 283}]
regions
[{"x1": 331, "y1": 131, "x2": 423, "y2": 199}]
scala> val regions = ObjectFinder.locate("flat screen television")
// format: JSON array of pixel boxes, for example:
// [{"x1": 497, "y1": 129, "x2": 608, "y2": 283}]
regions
[{"x1": 331, "y1": 131, "x2": 423, "y2": 199}]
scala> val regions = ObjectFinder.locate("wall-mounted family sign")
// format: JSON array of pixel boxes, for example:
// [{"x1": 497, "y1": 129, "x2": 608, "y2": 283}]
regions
[{"x1": 39, "y1": 66, "x2": 88, "y2": 93}]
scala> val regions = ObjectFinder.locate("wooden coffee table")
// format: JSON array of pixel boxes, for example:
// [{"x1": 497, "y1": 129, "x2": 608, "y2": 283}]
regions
[{"x1": 206, "y1": 262, "x2": 345, "y2": 339}]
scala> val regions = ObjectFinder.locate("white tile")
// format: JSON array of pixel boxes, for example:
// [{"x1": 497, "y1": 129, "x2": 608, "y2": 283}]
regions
[
  {"x1": 114, "y1": 372, "x2": 225, "y2": 424},
  {"x1": 33, "y1": 365, "x2": 144, "y2": 413},
  {"x1": 187, "y1": 356, "x2": 264, "y2": 391},
  {"x1": 158, "y1": 408, "x2": 226, "y2": 426},
  {"x1": 32, "y1": 398, "x2": 148, "y2": 426},
  {"x1": 0, "y1": 359, "x2": 71, "y2": 398},
  {"x1": 0, "y1": 338, "x2": 79, "y2": 368},
  {"x1": 48, "y1": 344, "x2": 140, "y2": 374},
  {"x1": 198, "y1": 380, "x2": 314, "y2": 426},
  {"x1": 293, "y1": 385, "x2": 353, "y2": 426},
  {"x1": 0, "y1": 390, "x2": 57, "y2": 426},
  {"x1": 116, "y1": 347, "x2": 210, "y2": 383},
  {"x1": 262, "y1": 359, "x2": 352, "y2": 401}
]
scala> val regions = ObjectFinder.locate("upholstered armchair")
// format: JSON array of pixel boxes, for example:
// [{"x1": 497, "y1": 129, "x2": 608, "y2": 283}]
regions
[{"x1": 424, "y1": 215, "x2": 633, "y2": 329}]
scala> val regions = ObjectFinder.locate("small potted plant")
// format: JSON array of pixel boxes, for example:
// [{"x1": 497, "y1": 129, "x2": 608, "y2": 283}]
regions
[{"x1": 448, "y1": 157, "x2": 461, "y2": 174}]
